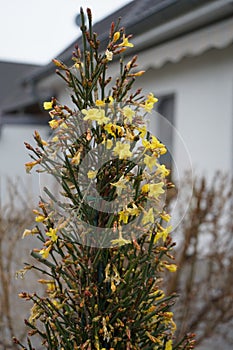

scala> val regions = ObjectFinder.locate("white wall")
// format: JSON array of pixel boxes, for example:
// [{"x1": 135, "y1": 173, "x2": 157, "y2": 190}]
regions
[
  {"x1": 135, "y1": 45, "x2": 233, "y2": 178},
  {"x1": 0, "y1": 124, "x2": 49, "y2": 204},
  {"x1": 36, "y1": 44, "x2": 233, "y2": 180}
]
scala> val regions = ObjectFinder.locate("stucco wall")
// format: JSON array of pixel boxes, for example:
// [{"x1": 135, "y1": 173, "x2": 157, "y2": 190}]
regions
[
  {"x1": 0, "y1": 124, "x2": 49, "y2": 203},
  {"x1": 135, "y1": 45, "x2": 233, "y2": 178},
  {"x1": 49, "y1": 45, "x2": 233, "y2": 179}
]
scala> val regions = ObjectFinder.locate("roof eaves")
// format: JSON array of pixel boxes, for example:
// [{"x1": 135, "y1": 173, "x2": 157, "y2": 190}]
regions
[
  {"x1": 129, "y1": 0, "x2": 233, "y2": 55},
  {"x1": 22, "y1": 0, "x2": 179, "y2": 84},
  {"x1": 23, "y1": 0, "x2": 227, "y2": 84}
]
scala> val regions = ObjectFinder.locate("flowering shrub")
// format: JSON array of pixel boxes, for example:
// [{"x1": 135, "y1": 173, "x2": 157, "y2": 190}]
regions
[{"x1": 14, "y1": 8, "x2": 195, "y2": 350}]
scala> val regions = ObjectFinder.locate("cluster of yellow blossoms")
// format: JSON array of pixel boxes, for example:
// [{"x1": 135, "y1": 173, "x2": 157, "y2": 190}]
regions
[{"x1": 24, "y1": 94, "x2": 174, "y2": 263}]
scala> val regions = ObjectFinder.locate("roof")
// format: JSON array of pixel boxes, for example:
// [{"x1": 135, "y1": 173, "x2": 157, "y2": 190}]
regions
[
  {"x1": 0, "y1": 61, "x2": 52, "y2": 125},
  {"x1": 1, "y1": 1, "x2": 231, "y2": 125},
  {"x1": 0, "y1": 61, "x2": 40, "y2": 111},
  {"x1": 13, "y1": 0, "x2": 233, "y2": 85},
  {"x1": 23, "y1": 0, "x2": 219, "y2": 84}
]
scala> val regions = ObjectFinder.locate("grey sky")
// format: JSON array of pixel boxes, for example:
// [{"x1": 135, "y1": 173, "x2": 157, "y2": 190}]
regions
[{"x1": 0, "y1": 0, "x2": 132, "y2": 65}]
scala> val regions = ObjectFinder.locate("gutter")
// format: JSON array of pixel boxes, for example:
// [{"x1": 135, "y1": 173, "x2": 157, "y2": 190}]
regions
[{"x1": 130, "y1": 0, "x2": 233, "y2": 53}]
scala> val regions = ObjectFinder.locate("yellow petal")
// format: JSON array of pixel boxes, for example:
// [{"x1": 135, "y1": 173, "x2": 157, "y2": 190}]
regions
[
  {"x1": 22, "y1": 229, "x2": 32, "y2": 238},
  {"x1": 43, "y1": 101, "x2": 53, "y2": 110},
  {"x1": 87, "y1": 170, "x2": 98, "y2": 179}
]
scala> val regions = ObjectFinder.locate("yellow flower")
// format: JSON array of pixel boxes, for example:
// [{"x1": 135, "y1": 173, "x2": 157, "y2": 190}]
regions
[
  {"x1": 147, "y1": 136, "x2": 160, "y2": 149},
  {"x1": 113, "y1": 141, "x2": 132, "y2": 159},
  {"x1": 52, "y1": 135, "x2": 59, "y2": 142},
  {"x1": 118, "y1": 204, "x2": 140, "y2": 224},
  {"x1": 110, "y1": 176, "x2": 128, "y2": 195},
  {"x1": 141, "y1": 184, "x2": 149, "y2": 193},
  {"x1": 163, "y1": 263, "x2": 177, "y2": 273},
  {"x1": 71, "y1": 151, "x2": 81, "y2": 165},
  {"x1": 118, "y1": 210, "x2": 129, "y2": 224},
  {"x1": 46, "y1": 228, "x2": 58, "y2": 242},
  {"x1": 87, "y1": 170, "x2": 98, "y2": 179},
  {"x1": 104, "y1": 96, "x2": 114, "y2": 104},
  {"x1": 144, "y1": 102, "x2": 154, "y2": 113},
  {"x1": 25, "y1": 160, "x2": 40, "y2": 174},
  {"x1": 104, "y1": 123, "x2": 123, "y2": 138},
  {"x1": 49, "y1": 119, "x2": 60, "y2": 129},
  {"x1": 143, "y1": 136, "x2": 167, "y2": 155},
  {"x1": 160, "y1": 212, "x2": 171, "y2": 222},
  {"x1": 111, "y1": 236, "x2": 131, "y2": 246},
  {"x1": 47, "y1": 281, "x2": 56, "y2": 292},
  {"x1": 122, "y1": 106, "x2": 135, "y2": 123},
  {"x1": 156, "y1": 164, "x2": 170, "y2": 177},
  {"x1": 127, "y1": 204, "x2": 140, "y2": 216},
  {"x1": 35, "y1": 215, "x2": 45, "y2": 222},
  {"x1": 142, "y1": 208, "x2": 154, "y2": 225},
  {"x1": 96, "y1": 99, "x2": 105, "y2": 107},
  {"x1": 142, "y1": 93, "x2": 158, "y2": 112},
  {"x1": 142, "y1": 140, "x2": 152, "y2": 150},
  {"x1": 163, "y1": 312, "x2": 176, "y2": 332},
  {"x1": 119, "y1": 34, "x2": 134, "y2": 48},
  {"x1": 156, "y1": 225, "x2": 172, "y2": 241},
  {"x1": 137, "y1": 125, "x2": 147, "y2": 139},
  {"x1": 95, "y1": 97, "x2": 114, "y2": 107},
  {"x1": 52, "y1": 300, "x2": 63, "y2": 309},
  {"x1": 165, "y1": 339, "x2": 173, "y2": 350},
  {"x1": 105, "y1": 49, "x2": 113, "y2": 61},
  {"x1": 148, "y1": 182, "x2": 165, "y2": 198},
  {"x1": 82, "y1": 108, "x2": 110, "y2": 125},
  {"x1": 146, "y1": 93, "x2": 158, "y2": 104},
  {"x1": 43, "y1": 101, "x2": 53, "y2": 110},
  {"x1": 29, "y1": 303, "x2": 41, "y2": 324},
  {"x1": 104, "y1": 123, "x2": 116, "y2": 137},
  {"x1": 144, "y1": 154, "x2": 157, "y2": 171},
  {"x1": 125, "y1": 128, "x2": 135, "y2": 141},
  {"x1": 39, "y1": 245, "x2": 52, "y2": 259},
  {"x1": 164, "y1": 311, "x2": 174, "y2": 318}
]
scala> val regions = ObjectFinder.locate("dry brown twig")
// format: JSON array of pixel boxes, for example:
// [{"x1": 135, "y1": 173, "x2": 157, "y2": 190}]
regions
[
  {"x1": 0, "y1": 178, "x2": 34, "y2": 349},
  {"x1": 167, "y1": 172, "x2": 233, "y2": 347}
]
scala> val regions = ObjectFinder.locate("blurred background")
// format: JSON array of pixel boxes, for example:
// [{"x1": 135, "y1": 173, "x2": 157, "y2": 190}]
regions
[{"x1": 0, "y1": 0, "x2": 233, "y2": 349}]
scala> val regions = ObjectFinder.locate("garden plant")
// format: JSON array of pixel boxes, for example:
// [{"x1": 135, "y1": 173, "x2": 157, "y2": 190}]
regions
[{"x1": 14, "y1": 8, "x2": 195, "y2": 350}]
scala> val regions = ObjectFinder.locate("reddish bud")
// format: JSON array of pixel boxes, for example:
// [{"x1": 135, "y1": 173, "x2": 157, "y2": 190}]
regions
[{"x1": 24, "y1": 142, "x2": 34, "y2": 151}]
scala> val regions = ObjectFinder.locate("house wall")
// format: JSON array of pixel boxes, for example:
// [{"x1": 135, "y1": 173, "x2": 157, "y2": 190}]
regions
[
  {"x1": 0, "y1": 124, "x2": 49, "y2": 203},
  {"x1": 135, "y1": 45, "x2": 233, "y2": 179},
  {"x1": 44, "y1": 45, "x2": 233, "y2": 181}
]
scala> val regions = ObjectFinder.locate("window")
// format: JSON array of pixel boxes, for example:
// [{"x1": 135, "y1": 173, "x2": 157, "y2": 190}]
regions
[{"x1": 154, "y1": 94, "x2": 175, "y2": 171}]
